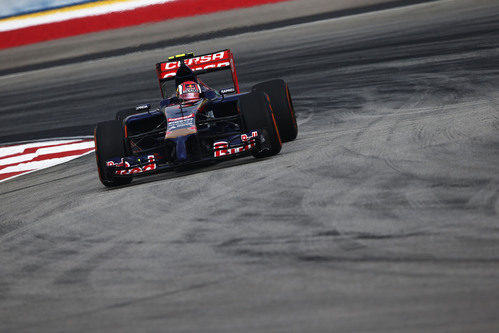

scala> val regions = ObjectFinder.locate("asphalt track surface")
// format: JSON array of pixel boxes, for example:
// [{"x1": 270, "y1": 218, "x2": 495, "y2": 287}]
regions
[{"x1": 1, "y1": 0, "x2": 499, "y2": 331}]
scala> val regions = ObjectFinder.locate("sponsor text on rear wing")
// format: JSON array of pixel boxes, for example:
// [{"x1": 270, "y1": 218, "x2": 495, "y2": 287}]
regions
[{"x1": 156, "y1": 49, "x2": 240, "y2": 98}]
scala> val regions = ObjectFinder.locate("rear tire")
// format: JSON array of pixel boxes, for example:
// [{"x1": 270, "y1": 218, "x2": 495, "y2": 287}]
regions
[
  {"x1": 94, "y1": 120, "x2": 132, "y2": 187},
  {"x1": 252, "y1": 79, "x2": 297, "y2": 142},
  {"x1": 239, "y1": 91, "x2": 282, "y2": 158}
]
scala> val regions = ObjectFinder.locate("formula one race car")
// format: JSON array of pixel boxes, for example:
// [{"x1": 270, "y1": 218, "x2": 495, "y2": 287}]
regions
[{"x1": 94, "y1": 49, "x2": 297, "y2": 187}]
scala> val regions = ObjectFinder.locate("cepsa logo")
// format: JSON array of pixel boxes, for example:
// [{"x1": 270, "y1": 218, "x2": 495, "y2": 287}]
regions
[
  {"x1": 214, "y1": 131, "x2": 258, "y2": 158},
  {"x1": 106, "y1": 155, "x2": 156, "y2": 175},
  {"x1": 161, "y1": 51, "x2": 230, "y2": 79}
]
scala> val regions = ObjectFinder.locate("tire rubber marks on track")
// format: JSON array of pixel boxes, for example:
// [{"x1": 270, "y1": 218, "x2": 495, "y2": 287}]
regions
[{"x1": 0, "y1": 139, "x2": 95, "y2": 183}]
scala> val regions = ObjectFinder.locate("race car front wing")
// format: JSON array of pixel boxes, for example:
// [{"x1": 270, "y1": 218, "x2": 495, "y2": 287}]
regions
[{"x1": 106, "y1": 130, "x2": 263, "y2": 177}]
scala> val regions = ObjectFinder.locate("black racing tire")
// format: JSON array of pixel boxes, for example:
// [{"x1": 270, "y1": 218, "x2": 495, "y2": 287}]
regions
[
  {"x1": 94, "y1": 120, "x2": 132, "y2": 187},
  {"x1": 252, "y1": 79, "x2": 297, "y2": 142},
  {"x1": 239, "y1": 91, "x2": 282, "y2": 158},
  {"x1": 115, "y1": 108, "x2": 142, "y2": 122}
]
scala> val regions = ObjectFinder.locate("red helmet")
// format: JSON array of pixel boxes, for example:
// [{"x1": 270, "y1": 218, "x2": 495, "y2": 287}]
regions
[{"x1": 177, "y1": 81, "x2": 201, "y2": 101}]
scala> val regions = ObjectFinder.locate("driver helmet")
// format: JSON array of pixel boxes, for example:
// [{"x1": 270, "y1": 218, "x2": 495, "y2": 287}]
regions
[{"x1": 177, "y1": 81, "x2": 201, "y2": 102}]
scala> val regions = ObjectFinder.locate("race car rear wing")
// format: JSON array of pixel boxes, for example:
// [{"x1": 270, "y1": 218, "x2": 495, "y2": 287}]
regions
[{"x1": 156, "y1": 49, "x2": 240, "y2": 98}]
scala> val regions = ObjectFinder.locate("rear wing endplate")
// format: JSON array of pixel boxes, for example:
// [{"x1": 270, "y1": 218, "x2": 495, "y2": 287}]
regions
[{"x1": 156, "y1": 49, "x2": 240, "y2": 98}]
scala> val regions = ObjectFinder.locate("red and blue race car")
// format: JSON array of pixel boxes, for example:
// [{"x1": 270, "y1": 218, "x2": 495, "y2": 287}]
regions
[{"x1": 94, "y1": 49, "x2": 297, "y2": 187}]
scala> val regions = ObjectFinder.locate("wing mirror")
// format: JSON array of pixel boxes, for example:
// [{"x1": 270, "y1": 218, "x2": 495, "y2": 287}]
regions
[
  {"x1": 219, "y1": 88, "x2": 235, "y2": 95},
  {"x1": 135, "y1": 104, "x2": 151, "y2": 111}
]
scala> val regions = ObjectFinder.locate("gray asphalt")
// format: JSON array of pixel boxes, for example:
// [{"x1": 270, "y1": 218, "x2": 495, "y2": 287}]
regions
[
  {"x1": 0, "y1": 0, "x2": 420, "y2": 75},
  {"x1": 1, "y1": 0, "x2": 499, "y2": 332}
]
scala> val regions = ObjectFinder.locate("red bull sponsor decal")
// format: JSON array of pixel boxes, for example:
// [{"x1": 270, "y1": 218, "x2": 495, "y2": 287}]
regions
[
  {"x1": 106, "y1": 155, "x2": 156, "y2": 175},
  {"x1": 213, "y1": 131, "x2": 258, "y2": 158}
]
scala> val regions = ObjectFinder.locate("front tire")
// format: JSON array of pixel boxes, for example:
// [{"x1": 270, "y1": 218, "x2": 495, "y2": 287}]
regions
[
  {"x1": 252, "y1": 79, "x2": 297, "y2": 142},
  {"x1": 239, "y1": 91, "x2": 282, "y2": 158},
  {"x1": 94, "y1": 120, "x2": 132, "y2": 187}
]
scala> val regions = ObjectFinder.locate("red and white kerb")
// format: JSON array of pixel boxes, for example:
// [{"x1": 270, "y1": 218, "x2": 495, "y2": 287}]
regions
[{"x1": 0, "y1": 139, "x2": 95, "y2": 183}]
